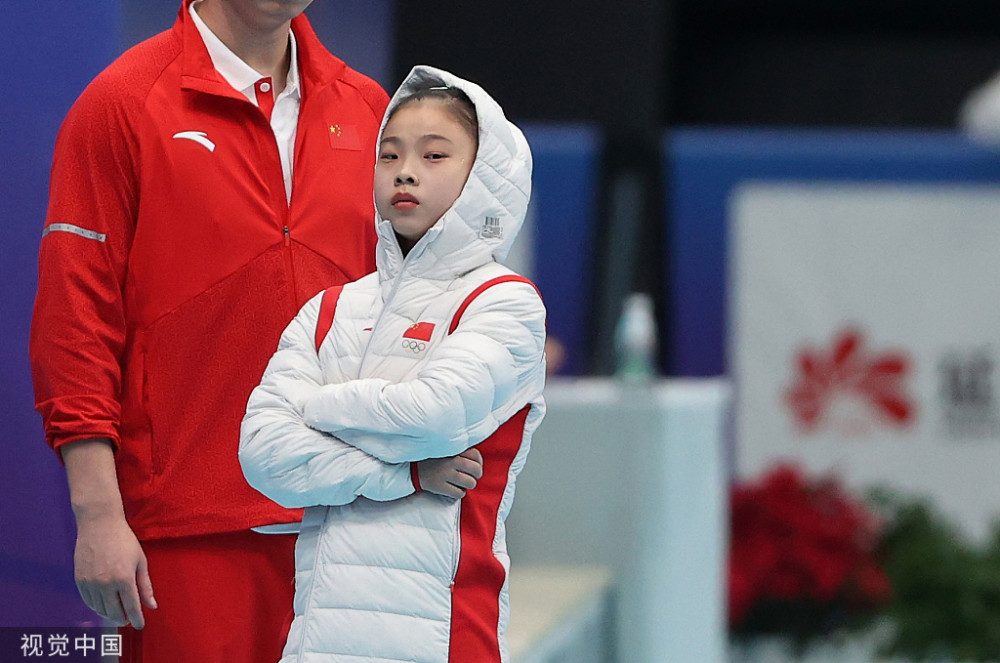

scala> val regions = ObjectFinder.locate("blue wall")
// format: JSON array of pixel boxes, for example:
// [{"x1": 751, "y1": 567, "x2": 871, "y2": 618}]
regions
[
  {"x1": 521, "y1": 124, "x2": 603, "y2": 376},
  {"x1": 2, "y1": 0, "x2": 123, "y2": 627}
]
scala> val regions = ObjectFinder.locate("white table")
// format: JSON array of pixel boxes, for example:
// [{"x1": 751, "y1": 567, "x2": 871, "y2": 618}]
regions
[
  {"x1": 506, "y1": 378, "x2": 731, "y2": 663},
  {"x1": 508, "y1": 565, "x2": 613, "y2": 663}
]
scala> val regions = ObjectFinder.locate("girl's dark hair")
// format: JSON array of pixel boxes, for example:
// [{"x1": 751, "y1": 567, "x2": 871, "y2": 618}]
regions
[{"x1": 387, "y1": 84, "x2": 479, "y2": 142}]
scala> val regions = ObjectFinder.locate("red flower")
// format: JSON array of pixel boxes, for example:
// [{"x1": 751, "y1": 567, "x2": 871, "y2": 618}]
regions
[{"x1": 728, "y1": 463, "x2": 891, "y2": 636}]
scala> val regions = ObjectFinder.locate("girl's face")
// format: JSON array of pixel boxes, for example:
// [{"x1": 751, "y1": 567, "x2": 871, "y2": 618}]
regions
[{"x1": 375, "y1": 100, "x2": 477, "y2": 253}]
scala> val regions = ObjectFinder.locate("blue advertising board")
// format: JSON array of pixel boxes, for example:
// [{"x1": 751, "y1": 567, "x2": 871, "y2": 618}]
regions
[{"x1": 666, "y1": 128, "x2": 1000, "y2": 376}]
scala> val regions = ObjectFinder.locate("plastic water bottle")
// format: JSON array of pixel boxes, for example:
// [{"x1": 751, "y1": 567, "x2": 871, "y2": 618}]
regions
[{"x1": 614, "y1": 292, "x2": 657, "y2": 382}]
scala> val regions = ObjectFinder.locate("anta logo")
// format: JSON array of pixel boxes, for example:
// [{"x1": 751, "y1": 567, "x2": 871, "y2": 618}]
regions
[
  {"x1": 172, "y1": 131, "x2": 215, "y2": 152},
  {"x1": 785, "y1": 327, "x2": 915, "y2": 434}
]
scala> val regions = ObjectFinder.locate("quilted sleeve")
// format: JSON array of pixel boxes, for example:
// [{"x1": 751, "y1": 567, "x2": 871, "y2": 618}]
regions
[
  {"x1": 301, "y1": 281, "x2": 546, "y2": 463},
  {"x1": 239, "y1": 292, "x2": 415, "y2": 507}
]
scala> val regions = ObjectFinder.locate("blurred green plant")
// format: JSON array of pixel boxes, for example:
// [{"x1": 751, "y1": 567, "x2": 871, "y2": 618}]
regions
[{"x1": 871, "y1": 488, "x2": 1000, "y2": 662}]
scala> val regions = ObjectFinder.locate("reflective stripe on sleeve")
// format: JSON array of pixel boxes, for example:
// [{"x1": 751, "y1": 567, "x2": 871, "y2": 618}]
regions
[{"x1": 41, "y1": 224, "x2": 107, "y2": 242}]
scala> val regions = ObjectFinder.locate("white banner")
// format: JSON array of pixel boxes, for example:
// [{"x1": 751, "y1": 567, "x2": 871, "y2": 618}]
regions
[{"x1": 732, "y1": 183, "x2": 1000, "y2": 541}]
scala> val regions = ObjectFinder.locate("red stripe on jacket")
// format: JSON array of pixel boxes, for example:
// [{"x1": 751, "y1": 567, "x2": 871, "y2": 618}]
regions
[
  {"x1": 448, "y1": 275, "x2": 541, "y2": 334},
  {"x1": 314, "y1": 286, "x2": 344, "y2": 352},
  {"x1": 448, "y1": 406, "x2": 530, "y2": 662},
  {"x1": 445, "y1": 275, "x2": 539, "y2": 659}
]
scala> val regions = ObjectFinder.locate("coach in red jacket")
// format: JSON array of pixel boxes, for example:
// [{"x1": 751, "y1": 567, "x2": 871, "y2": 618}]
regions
[{"x1": 29, "y1": 1, "x2": 386, "y2": 660}]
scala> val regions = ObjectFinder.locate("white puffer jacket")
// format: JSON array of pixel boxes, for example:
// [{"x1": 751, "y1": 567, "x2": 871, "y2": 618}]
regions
[{"x1": 239, "y1": 66, "x2": 546, "y2": 663}]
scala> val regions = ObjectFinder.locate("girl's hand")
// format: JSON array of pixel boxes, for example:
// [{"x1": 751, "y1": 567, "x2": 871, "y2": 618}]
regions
[{"x1": 417, "y1": 448, "x2": 484, "y2": 499}]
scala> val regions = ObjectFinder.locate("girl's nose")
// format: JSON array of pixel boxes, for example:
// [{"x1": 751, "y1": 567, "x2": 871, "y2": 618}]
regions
[{"x1": 395, "y1": 172, "x2": 417, "y2": 185}]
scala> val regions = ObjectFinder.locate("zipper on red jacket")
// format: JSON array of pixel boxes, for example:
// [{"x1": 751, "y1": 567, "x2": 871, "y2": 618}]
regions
[
  {"x1": 252, "y1": 101, "x2": 295, "y2": 313},
  {"x1": 283, "y1": 225, "x2": 298, "y2": 311}
]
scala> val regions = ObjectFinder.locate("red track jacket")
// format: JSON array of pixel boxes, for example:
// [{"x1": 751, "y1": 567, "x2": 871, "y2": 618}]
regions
[{"x1": 30, "y1": 1, "x2": 386, "y2": 540}]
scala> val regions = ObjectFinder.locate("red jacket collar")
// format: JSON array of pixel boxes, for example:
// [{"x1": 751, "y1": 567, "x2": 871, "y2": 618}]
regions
[{"x1": 173, "y1": 0, "x2": 345, "y2": 100}]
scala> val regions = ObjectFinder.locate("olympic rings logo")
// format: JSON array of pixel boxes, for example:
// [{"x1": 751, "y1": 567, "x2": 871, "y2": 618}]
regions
[{"x1": 401, "y1": 339, "x2": 427, "y2": 353}]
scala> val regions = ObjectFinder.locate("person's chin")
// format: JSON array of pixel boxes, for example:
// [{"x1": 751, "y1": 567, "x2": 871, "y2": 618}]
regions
[{"x1": 391, "y1": 222, "x2": 422, "y2": 241}]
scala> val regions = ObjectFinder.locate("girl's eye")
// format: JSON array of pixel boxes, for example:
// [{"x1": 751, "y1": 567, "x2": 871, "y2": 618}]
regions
[
  {"x1": 425, "y1": 152, "x2": 447, "y2": 160},
  {"x1": 379, "y1": 153, "x2": 398, "y2": 161}
]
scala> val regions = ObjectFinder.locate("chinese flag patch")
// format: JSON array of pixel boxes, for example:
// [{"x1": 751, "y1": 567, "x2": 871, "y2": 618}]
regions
[
  {"x1": 328, "y1": 123, "x2": 362, "y2": 150},
  {"x1": 403, "y1": 322, "x2": 435, "y2": 342}
]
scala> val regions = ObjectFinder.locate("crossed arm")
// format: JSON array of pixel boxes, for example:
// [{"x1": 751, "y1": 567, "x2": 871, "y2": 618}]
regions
[
  {"x1": 240, "y1": 293, "x2": 488, "y2": 507},
  {"x1": 240, "y1": 282, "x2": 545, "y2": 508}
]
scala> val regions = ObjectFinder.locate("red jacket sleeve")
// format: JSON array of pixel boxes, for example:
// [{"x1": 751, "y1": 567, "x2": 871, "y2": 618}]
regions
[{"x1": 30, "y1": 76, "x2": 140, "y2": 457}]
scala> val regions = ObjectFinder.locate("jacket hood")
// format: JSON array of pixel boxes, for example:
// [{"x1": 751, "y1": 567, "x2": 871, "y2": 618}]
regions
[{"x1": 374, "y1": 66, "x2": 533, "y2": 282}]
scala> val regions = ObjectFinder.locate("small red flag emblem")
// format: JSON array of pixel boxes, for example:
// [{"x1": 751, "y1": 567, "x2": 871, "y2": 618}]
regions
[
  {"x1": 328, "y1": 123, "x2": 362, "y2": 150},
  {"x1": 403, "y1": 322, "x2": 435, "y2": 342}
]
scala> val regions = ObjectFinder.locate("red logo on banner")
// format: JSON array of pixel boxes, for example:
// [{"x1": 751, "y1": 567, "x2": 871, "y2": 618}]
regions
[{"x1": 785, "y1": 327, "x2": 915, "y2": 433}]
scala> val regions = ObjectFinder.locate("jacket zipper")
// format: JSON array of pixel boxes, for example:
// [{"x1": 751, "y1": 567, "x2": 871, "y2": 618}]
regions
[
  {"x1": 449, "y1": 501, "x2": 462, "y2": 589},
  {"x1": 357, "y1": 241, "x2": 416, "y2": 375},
  {"x1": 259, "y1": 97, "x2": 294, "y2": 313},
  {"x1": 297, "y1": 507, "x2": 333, "y2": 655},
  {"x1": 283, "y1": 225, "x2": 298, "y2": 311}
]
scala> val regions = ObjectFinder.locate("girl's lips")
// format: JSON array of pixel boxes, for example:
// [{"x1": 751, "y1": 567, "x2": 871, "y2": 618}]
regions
[{"x1": 392, "y1": 193, "x2": 418, "y2": 209}]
